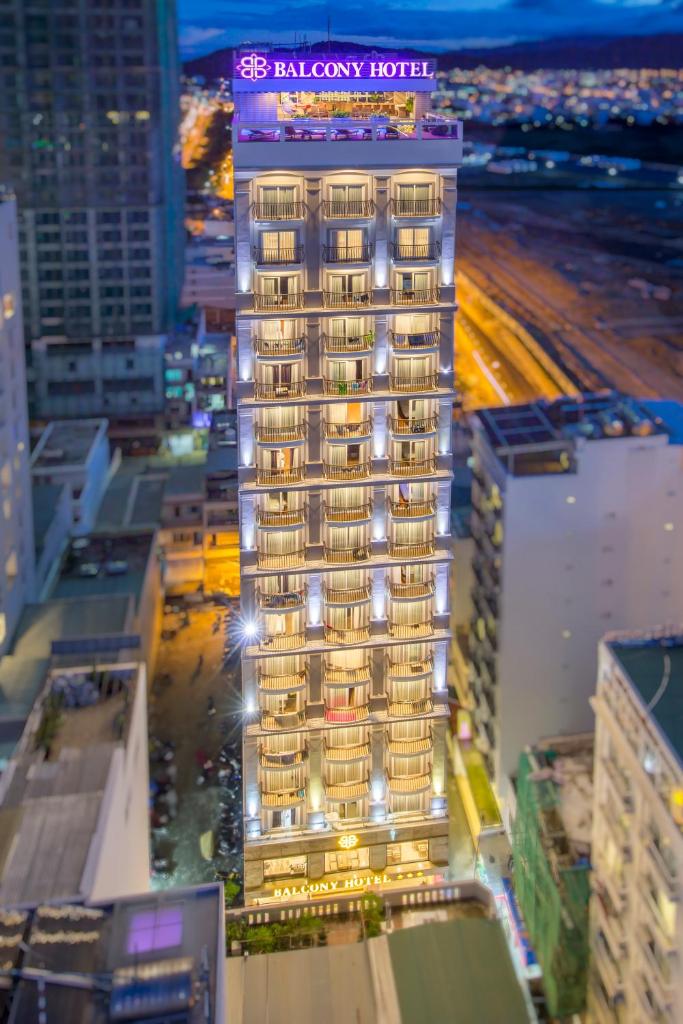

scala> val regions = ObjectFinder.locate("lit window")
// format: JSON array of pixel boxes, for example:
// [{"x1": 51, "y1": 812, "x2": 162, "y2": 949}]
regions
[
  {"x1": 664, "y1": 522, "x2": 674, "y2": 532},
  {"x1": 2, "y1": 293, "x2": 15, "y2": 319},
  {"x1": 562, "y1": 629, "x2": 572, "y2": 639},
  {"x1": 126, "y1": 906, "x2": 183, "y2": 955},
  {"x1": 566, "y1": 496, "x2": 576, "y2": 504}
]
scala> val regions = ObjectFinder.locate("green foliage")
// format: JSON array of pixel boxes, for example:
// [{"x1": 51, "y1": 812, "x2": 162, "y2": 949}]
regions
[
  {"x1": 226, "y1": 913, "x2": 327, "y2": 955},
  {"x1": 361, "y1": 893, "x2": 385, "y2": 939},
  {"x1": 34, "y1": 695, "x2": 63, "y2": 754}
]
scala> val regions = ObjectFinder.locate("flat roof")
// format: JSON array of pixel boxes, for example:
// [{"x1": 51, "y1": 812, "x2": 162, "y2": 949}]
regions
[
  {"x1": 31, "y1": 419, "x2": 107, "y2": 471},
  {"x1": 164, "y1": 463, "x2": 206, "y2": 498},
  {"x1": 609, "y1": 635, "x2": 683, "y2": 766},
  {"x1": 52, "y1": 532, "x2": 155, "y2": 605},
  {"x1": 12, "y1": 596, "x2": 132, "y2": 660},
  {"x1": 32, "y1": 482, "x2": 68, "y2": 559}
]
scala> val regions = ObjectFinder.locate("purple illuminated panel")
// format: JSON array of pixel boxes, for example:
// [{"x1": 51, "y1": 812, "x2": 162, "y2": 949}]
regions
[
  {"x1": 127, "y1": 907, "x2": 183, "y2": 954},
  {"x1": 234, "y1": 52, "x2": 435, "y2": 83}
]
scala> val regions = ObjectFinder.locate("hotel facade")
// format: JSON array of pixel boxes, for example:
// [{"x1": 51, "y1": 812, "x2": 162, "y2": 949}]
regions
[{"x1": 233, "y1": 51, "x2": 462, "y2": 902}]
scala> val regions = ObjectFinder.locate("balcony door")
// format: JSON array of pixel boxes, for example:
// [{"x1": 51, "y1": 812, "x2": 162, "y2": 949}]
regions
[
  {"x1": 399, "y1": 271, "x2": 430, "y2": 294},
  {"x1": 259, "y1": 184, "x2": 296, "y2": 207},
  {"x1": 329, "y1": 183, "x2": 364, "y2": 206},
  {"x1": 260, "y1": 230, "x2": 296, "y2": 260},
  {"x1": 327, "y1": 358, "x2": 365, "y2": 383},
  {"x1": 329, "y1": 228, "x2": 364, "y2": 258},
  {"x1": 330, "y1": 272, "x2": 366, "y2": 297},
  {"x1": 261, "y1": 274, "x2": 296, "y2": 297},
  {"x1": 397, "y1": 226, "x2": 429, "y2": 255},
  {"x1": 397, "y1": 182, "x2": 432, "y2": 210}
]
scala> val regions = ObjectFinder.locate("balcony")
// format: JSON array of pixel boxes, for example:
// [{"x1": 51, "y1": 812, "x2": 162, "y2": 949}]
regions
[
  {"x1": 255, "y1": 507, "x2": 306, "y2": 528},
  {"x1": 253, "y1": 244, "x2": 304, "y2": 266},
  {"x1": 322, "y1": 199, "x2": 375, "y2": 219},
  {"x1": 391, "y1": 198, "x2": 442, "y2": 217},
  {"x1": 388, "y1": 578, "x2": 435, "y2": 599},
  {"x1": 257, "y1": 670, "x2": 307, "y2": 693},
  {"x1": 255, "y1": 466, "x2": 304, "y2": 486},
  {"x1": 324, "y1": 625, "x2": 371, "y2": 645},
  {"x1": 324, "y1": 780, "x2": 370, "y2": 801},
  {"x1": 252, "y1": 200, "x2": 306, "y2": 221},
  {"x1": 388, "y1": 497, "x2": 436, "y2": 519},
  {"x1": 323, "y1": 461, "x2": 370, "y2": 481},
  {"x1": 322, "y1": 331, "x2": 374, "y2": 354},
  {"x1": 391, "y1": 241, "x2": 441, "y2": 262},
  {"x1": 390, "y1": 331, "x2": 440, "y2": 352},
  {"x1": 387, "y1": 736, "x2": 433, "y2": 756},
  {"x1": 238, "y1": 118, "x2": 459, "y2": 149},
  {"x1": 260, "y1": 632, "x2": 306, "y2": 652},
  {"x1": 387, "y1": 656, "x2": 433, "y2": 682},
  {"x1": 261, "y1": 790, "x2": 306, "y2": 809},
  {"x1": 260, "y1": 709, "x2": 306, "y2": 730},
  {"x1": 389, "y1": 457, "x2": 437, "y2": 477},
  {"x1": 322, "y1": 243, "x2": 374, "y2": 263},
  {"x1": 324, "y1": 664, "x2": 371, "y2": 685},
  {"x1": 324, "y1": 704, "x2": 369, "y2": 724},
  {"x1": 324, "y1": 583, "x2": 371, "y2": 604},
  {"x1": 323, "y1": 502, "x2": 372, "y2": 524},
  {"x1": 390, "y1": 288, "x2": 440, "y2": 306},
  {"x1": 388, "y1": 539, "x2": 436, "y2": 560},
  {"x1": 256, "y1": 548, "x2": 305, "y2": 570},
  {"x1": 323, "y1": 377, "x2": 371, "y2": 396},
  {"x1": 387, "y1": 773, "x2": 432, "y2": 794},
  {"x1": 324, "y1": 743, "x2": 370, "y2": 762},
  {"x1": 389, "y1": 620, "x2": 434, "y2": 639},
  {"x1": 254, "y1": 336, "x2": 306, "y2": 358},
  {"x1": 388, "y1": 697, "x2": 434, "y2": 717},
  {"x1": 323, "y1": 290, "x2": 371, "y2": 310},
  {"x1": 259, "y1": 749, "x2": 307, "y2": 767},
  {"x1": 254, "y1": 381, "x2": 306, "y2": 400},
  {"x1": 255, "y1": 423, "x2": 306, "y2": 444},
  {"x1": 323, "y1": 544, "x2": 370, "y2": 565},
  {"x1": 257, "y1": 588, "x2": 306, "y2": 610},
  {"x1": 253, "y1": 292, "x2": 304, "y2": 312},
  {"x1": 389, "y1": 374, "x2": 438, "y2": 393},
  {"x1": 323, "y1": 419, "x2": 372, "y2": 441}
]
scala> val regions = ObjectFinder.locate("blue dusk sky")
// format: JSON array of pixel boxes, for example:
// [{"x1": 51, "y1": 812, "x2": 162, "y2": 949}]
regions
[{"x1": 178, "y1": 0, "x2": 683, "y2": 57}]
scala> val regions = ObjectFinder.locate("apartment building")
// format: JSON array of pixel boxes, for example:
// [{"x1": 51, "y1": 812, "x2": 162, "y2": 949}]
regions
[
  {"x1": 233, "y1": 51, "x2": 462, "y2": 901},
  {"x1": 0, "y1": 191, "x2": 34, "y2": 656},
  {"x1": 0, "y1": 0, "x2": 184, "y2": 428},
  {"x1": 468, "y1": 394, "x2": 683, "y2": 805},
  {"x1": 589, "y1": 631, "x2": 683, "y2": 1024}
]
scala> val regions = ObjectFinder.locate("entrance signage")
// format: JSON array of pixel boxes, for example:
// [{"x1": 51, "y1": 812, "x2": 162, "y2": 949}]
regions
[
  {"x1": 273, "y1": 873, "x2": 390, "y2": 898},
  {"x1": 235, "y1": 52, "x2": 435, "y2": 83}
]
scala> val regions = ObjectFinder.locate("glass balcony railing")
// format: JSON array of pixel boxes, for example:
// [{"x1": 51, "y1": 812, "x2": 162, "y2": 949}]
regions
[
  {"x1": 323, "y1": 543, "x2": 370, "y2": 564},
  {"x1": 323, "y1": 419, "x2": 372, "y2": 440},
  {"x1": 255, "y1": 423, "x2": 306, "y2": 443},
  {"x1": 391, "y1": 198, "x2": 442, "y2": 217},
  {"x1": 255, "y1": 507, "x2": 306, "y2": 527},
  {"x1": 387, "y1": 497, "x2": 436, "y2": 518},
  {"x1": 323, "y1": 461, "x2": 371, "y2": 481},
  {"x1": 391, "y1": 242, "x2": 441, "y2": 261},
  {"x1": 254, "y1": 336, "x2": 306, "y2": 357},
  {"x1": 389, "y1": 374, "x2": 439, "y2": 393},
  {"x1": 253, "y1": 245, "x2": 304, "y2": 266},
  {"x1": 323, "y1": 290, "x2": 371, "y2": 309},
  {"x1": 389, "y1": 457, "x2": 437, "y2": 477},
  {"x1": 254, "y1": 381, "x2": 306, "y2": 400},
  {"x1": 256, "y1": 548, "x2": 305, "y2": 569},
  {"x1": 323, "y1": 377, "x2": 371, "y2": 396},
  {"x1": 322, "y1": 331, "x2": 374, "y2": 354},
  {"x1": 322, "y1": 243, "x2": 374, "y2": 263},
  {"x1": 322, "y1": 199, "x2": 375, "y2": 219},
  {"x1": 254, "y1": 292, "x2": 304, "y2": 312},
  {"x1": 252, "y1": 200, "x2": 306, "y2": 221},
  {"x1": 323, "y1": 502, "x2": 372, "y2": 523},
  {"x1": 390, "y1": 331, "x2": 440, "y2": 351},
  {"x1": 255, "y1": 466, "x2": 305, "y2": 486},
  {"x1": 390, "y1": 288, "x2": 440, "y2": 306}
]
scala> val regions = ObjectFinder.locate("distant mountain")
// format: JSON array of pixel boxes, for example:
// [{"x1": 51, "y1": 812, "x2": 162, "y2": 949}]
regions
[{"x1": 182, "y1": 33, "x2": 683, "y2": 82}]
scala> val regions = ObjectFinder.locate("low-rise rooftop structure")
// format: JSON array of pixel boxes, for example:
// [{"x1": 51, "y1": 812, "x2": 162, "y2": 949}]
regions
[{"x1": 31, "y1": 419, "x2": 110, "y2": 534}]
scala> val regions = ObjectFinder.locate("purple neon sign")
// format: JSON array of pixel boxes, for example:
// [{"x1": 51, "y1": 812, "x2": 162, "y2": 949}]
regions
[{"x1": 234, "y1": 52, "x2": 435, "y2": 83}]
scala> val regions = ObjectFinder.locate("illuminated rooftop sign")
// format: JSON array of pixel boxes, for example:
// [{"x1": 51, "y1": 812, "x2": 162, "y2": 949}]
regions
[{"x1": 235, "y1": 52, "x2": 435, "y2": 83}]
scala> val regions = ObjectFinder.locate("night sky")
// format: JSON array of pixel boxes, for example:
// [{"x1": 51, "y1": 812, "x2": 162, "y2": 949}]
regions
[{"x1": 178, "y1": 0, "x2": 683, "y2": 57}]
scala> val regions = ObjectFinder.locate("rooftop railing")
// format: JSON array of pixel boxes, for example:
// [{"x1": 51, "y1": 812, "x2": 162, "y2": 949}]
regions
[{"x1": 237, "y1": 117, "x2": 459, "y2": 147}]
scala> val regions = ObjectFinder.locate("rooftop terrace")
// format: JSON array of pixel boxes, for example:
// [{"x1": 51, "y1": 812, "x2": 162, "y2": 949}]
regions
[
  {"x1": 52, "y1": 532, "x2": 156, "y2": 604},
  {"x1": 31, "y1": 419, "x2": 108, "y2": 471}
]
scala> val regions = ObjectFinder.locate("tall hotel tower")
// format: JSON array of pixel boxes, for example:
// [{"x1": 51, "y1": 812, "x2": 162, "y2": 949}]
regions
[{"x1": 233, "y1": 51, "x2": 462, "y2": 902}]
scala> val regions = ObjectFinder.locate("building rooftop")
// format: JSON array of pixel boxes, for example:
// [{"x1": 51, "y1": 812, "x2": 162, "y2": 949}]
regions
[
  {"x1": 0, "y1": 884, "x2": 223, "y2": 1024},
  {"x1": 164, "y1": 463, "x2": 206, "y2": 499},
  {"x1": 51, "y1": 532, "x2": 156, "y2": 605},
  {"x1": 96, "y1": 462, "x2": 166, "y2": 531},
  {"x1": 32, "y1": 482, "x2": 68, "y2": 561},
  {"x1": 31, "y1": 419, "x2": 108, "y2": 471},
  {"x1": 12, "y1": 596, "x2": 132, "y2": 660},
  {"x1": 0, "y1": 657, "x2": 49, "y2": 768},
  {"x1": 609, "y1": 634, "x2": 683, "y2": 767}
]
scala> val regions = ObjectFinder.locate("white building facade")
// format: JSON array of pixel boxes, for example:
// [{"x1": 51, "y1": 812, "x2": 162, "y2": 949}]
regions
[
  {"x1": 468, "y1": 395, "x2": 683, "y2": 805},
  {"x1": 589, "y1": 632, "x2": 683, "y2": 1024},
  {"x1": 233, "y1": 51, "x2": 462, "y2": 901}
]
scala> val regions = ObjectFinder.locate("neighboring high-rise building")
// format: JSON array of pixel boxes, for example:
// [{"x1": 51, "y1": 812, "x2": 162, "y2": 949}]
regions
[
  {"x1": 467, "y1": 393, "x2": 683, "y2": 803},
  {"x1": 0, "y1": 191, "x2": 34, "y2": 655},
  {"x1": 589, "y1": 631, "x2": 683, "y2": 1024},
  {"x1": 233, "y1": 50, "x2": 462, "y2": 902},
  {"x1": 0, "y1": 0, "x2": 184, "y2": 436}
]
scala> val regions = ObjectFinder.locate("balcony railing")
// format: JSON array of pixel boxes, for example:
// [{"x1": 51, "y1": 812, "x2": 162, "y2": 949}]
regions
[
  {"x1": 323, "y1": 502, "x2": 372, "y2": 523},
  {"x1": 253, "y1": 245, "x2": 304, "y2": 265},
  {"x1": 324, "y1": 780, "x2": 370, "y2": 800},
  {"x1": 324, "y1": 584, "x2": 371, "y2": 604},
  {"x1": 254, "y1": 381, "x2": 306, "y2": 400},
  {"x1": 252, "y1": 200, "x2": 306, "y2": 221},
  {"x1": 257, "y1": 670, "x2": 307, "y2": 693},
  {"x1": 261, "y1": 790, "x2": 306, "y2": 808},
  {"x1": 389, "y1": 457, "x2": 437, "y2": 477},
  {"x1": 388, "y1": 620, "x2": 434, "y2": 639},
  {"x1": 388, "y1": 540, "x2": 435, "y2": 559},
  {"x1": 391, "y1": 241, "x2": 441, "y2": 261},
  {"x1": 253, "y1": 292, "x2": 304, "y2": 312},
  {"x1": 254, "y1": 336, "x2": 306, "y2": 357},
  {"x1": 387, "y1": 656, "x2": 433, "y2": 681},
  {"x1": 324, "y1": 663, "x2": 371, "y2": 685},
  {"x1": 322, "y1": 243, "x2": 374, "y2": 264},
  {"x1": 323, "y1": 461, "x2": 370, "y2": 481},
  {"x1": 391, "y1": 198, "x2": 442, "y2": 217},
  {"x1": 255, "y1": 507, "x2": 305, "y2": 528},
  {"x1": 323, "y1": 290, "x2": 371, "y2": 309},
  {"x1": 255, "y1": 423, "x2": 306, "y2": 443},
  {"x1": 322, "y1": 332, "x2": 374, "y2": 354},
  {"x1": 260, "y1": 710, "x2": 306, "y2": 730},
  {"x1": 256, "y1": 548, "x2": 305, "y2": 569},
  {"x1": 323, "y1": 377, "x2": 371, "y2": 396},
  {"x1": 388, "y1": 497, "x2": 436, "y2": 518},
  {"x1": 323, "y1": 544, "x2": 370, "y2": 564},
  {"x1": 388, "y1": 416, "x2": 438, "y2": 436},
  {"x1": 324, "y1": 625, "x2": 371, "y2": 645},
  {"x1": 387, "y1": 736, "x2": 433, "y2": 756},
  {"x1": 390, "y1": 288, "x2": 440, "y2": 306},
  {"x1": 257, "y1": 589, "x2": 306, "y2": 610},
  {"x1": 390, "y1": 331, "x2": 440, "y2": 351},
  {"x1": 389, "y1": 374, "x2": 438, "y2": 393},
  {"x1": 387, "y1": 773, "x2": 432, "y2": 794},
  {"x1": 238, "y1": 118, "x2": 459, "y2": 147},
  {"x1": 256, "y1": 466, "x2": 304, "y2": 486},
  {"x1": 323, "y1": 419, "x2": 372, "y2": 440},
  {"x1": 388, "y1": 579, "x2": 435, "y2": 599},
  {"x1": 323, "y1": 199, "x2": 375, "y2": 219},
  {"x1": 259, "y1": 749, "x2": 306, "y2": 767},
  {"x1": 388, "y1": 697, "x2": 434, "y2": 717},
  {"x1": 324, "y1": 743, "x2": 370, "y2": 762},
  {"x1": 260, "y1": 631, "x2": 306, "y2": 652},
  {"x1": 324, "y1": 705, "x2": 369, "y2": 724}
]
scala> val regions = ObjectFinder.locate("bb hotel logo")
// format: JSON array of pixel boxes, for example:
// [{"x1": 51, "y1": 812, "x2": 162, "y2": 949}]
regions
[{"x1": 235, "y1": 52, "x2": 435, "y2": 82}]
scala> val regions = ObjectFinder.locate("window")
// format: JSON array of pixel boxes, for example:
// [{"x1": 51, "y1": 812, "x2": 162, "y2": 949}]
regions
[{"x1": 126, "y1": 907, "x2": 183, "y2": 954}]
